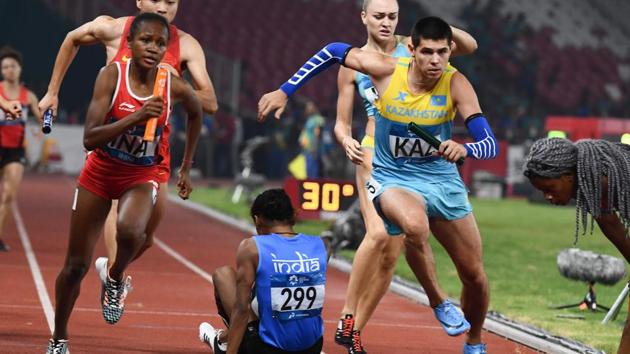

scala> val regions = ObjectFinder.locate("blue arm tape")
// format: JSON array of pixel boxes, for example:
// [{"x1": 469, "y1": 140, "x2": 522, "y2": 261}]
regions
[
  {"x1": 463, "y1": 114, "x2": 499, "y2": 159},
  {"x1": 279, "y1": 42, "x2": 352, "y2": 97}
]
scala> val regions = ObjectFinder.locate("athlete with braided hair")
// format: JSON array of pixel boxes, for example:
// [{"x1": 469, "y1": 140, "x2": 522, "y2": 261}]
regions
[{"x1": 524, "y1": 137, "x2": 630, "y2": 353}]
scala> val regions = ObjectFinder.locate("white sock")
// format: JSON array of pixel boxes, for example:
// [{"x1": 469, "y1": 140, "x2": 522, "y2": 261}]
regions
[
  {"x1": 216, "y1": 330, "x2": 227, "y2": 351},
  {"x1": 217, "y1": 340, "x2": 227, "y2": 351}
]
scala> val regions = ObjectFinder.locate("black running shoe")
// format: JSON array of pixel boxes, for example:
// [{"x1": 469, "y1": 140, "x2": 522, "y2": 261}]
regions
[
  {"x1": 45, "y1": 338, "x2": 68, "y2": 354},
  {"x1": 348, "y1": 330, "x2": 366, "y2": 354},
  {"x1": 335, "y1": 313, "x2": 355, "y2": 348},
  {"x1": 101, "y1": 276, "x2": 128, "y2": 324}
]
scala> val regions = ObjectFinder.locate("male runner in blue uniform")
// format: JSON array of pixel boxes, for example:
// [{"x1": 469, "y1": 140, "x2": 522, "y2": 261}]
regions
[
  {"x1": 199, "y1": 189, "x2": 331, "y2": 354},
  {"x1": 258, "y1": 16, "x2": 498, "y2": 354},
  {"x1": 334, "y1": 0, "x2": 478, "y2": 351}
]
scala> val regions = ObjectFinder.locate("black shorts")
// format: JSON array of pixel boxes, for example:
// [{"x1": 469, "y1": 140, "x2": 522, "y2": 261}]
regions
[
  {"x1": 242, "y1": 321, "x2": 323, "y2": 354},
  {"x1": 0, "y1": 147, "x2": 26, "y2": 168}
]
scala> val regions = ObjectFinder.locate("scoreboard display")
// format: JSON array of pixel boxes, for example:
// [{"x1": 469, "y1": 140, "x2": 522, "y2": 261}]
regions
[{"x1": 284, "y1": 177, "x2": 358, "y2": 220}]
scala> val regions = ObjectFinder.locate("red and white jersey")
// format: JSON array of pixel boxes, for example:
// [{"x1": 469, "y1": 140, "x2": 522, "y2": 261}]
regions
[
  {"x1": 110, "y1": 16, "x2": 181, "y2": 174},
  {"x1": 96, "y1": 60, "x2": 172, "y2": 167},
  {"x1": 0, "y1": 82, "x2": 29, "y2": 148},
  {"x1": 110, "y1": 16, "x2": 182, "y2": 76}
]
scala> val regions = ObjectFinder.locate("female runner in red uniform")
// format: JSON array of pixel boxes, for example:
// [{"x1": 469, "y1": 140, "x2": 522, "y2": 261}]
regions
[
  {"x1": 46, "y1": 13, "x2": 202, "y2": 354},
  {"x1": 0, "y1": 47, "x2": 42, "y2": 252},
  {"x1": 38, "y1": 0, "x2": 219, "y2": 280}
]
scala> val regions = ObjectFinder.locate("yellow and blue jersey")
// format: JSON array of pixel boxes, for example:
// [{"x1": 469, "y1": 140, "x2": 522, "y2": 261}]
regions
[
  {"x1": 355, "y1": 36, "x2": 409, "y2": 118},
  {"x1": 372, "y1": 57, "x2": 460, "y2": 183}
]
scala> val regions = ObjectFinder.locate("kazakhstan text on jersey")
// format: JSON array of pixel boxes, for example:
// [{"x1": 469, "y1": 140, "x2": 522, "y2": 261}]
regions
[{"x1": 372, "y1": 57, "x2": 460, "y2": 183}]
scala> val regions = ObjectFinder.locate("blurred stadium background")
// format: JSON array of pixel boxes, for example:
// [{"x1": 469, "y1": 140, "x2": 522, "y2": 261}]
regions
[{"x1": 1, "y1": 0, "x2": 627, "y2": 187}]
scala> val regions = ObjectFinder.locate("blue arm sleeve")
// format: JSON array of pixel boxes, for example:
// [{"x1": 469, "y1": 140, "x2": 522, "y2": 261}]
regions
[
  {"x1": 463, "y1": 114, "x2": 499, "y2": 159},
  {"x1": 279, "y1": 42, "x2": 352, "y2": 97}
]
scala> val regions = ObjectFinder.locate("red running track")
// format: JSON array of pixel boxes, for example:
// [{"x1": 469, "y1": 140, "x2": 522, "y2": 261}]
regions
[{"x1": 0, "y1": 175, "x2": 539, "y2": 353}]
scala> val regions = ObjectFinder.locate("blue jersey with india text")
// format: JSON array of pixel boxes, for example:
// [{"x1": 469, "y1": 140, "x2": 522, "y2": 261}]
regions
[{"x1": 253, "y1": 233, "x2": 327, "y2": 351}]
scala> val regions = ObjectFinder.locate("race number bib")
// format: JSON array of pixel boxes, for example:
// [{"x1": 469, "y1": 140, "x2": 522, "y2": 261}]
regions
[
  {"x1": 104, "y1": 125, "x2": 160, "y2": 166},
  {"x1": 356, "y1": 73, "x2": 379, "y2": 104},
  {"x1": 363, "y1": 85, "x2": 379, "y2": 104},
  {"x1": 388, "y1": 124, "x2": 439, "y2": 164},
  {"x1": 270, "y1": 272, "x2": 325, "y2": 321},
  {"x1": 389, "y1": 135, "x2": 436, "y2": 159},
  {"x1": 365, "y1": 177, "x2": 383, "y2": 201}
]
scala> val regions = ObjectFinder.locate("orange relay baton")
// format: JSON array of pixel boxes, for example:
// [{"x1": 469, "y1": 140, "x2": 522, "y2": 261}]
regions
[{"x1": 143, "y1": 67, "x2": 168, "y2": 142}]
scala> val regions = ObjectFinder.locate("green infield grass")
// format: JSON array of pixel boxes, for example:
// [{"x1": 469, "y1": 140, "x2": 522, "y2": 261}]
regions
[{"x1": 189, "y1": 187, "x2": 627, "y2": 353}]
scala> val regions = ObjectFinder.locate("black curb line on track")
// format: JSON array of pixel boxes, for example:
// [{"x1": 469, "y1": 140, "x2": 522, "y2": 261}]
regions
[{"x1": 168, "y1": 195, "x2": 604, "y2": 354}]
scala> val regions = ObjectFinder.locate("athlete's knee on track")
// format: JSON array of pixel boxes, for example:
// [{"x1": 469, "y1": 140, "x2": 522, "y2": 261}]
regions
[{"x1": 212, "y1": 266, "x2": 234, "y2": 287}]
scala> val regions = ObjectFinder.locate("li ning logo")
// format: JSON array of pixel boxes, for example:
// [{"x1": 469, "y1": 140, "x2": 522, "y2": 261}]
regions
[
  {"x1": 118, "y1": 102, "x2": 136, "y2": 112},
  {"x1": 271, "y1": 252, "x2": 320, "y2": 274}
]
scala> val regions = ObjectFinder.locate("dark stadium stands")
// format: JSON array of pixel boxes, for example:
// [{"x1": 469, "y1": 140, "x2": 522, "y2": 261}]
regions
[{"x1": 39, "y1": 0, "x2": 630, "y2": 143}]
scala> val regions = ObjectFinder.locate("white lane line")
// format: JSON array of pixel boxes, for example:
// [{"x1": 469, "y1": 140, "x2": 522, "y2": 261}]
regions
[
  {"x1": 0, "y1": 302, "x2": 439, "y2": 330},
  {"x1": 14, "y1": 203, "x2": 69, "y2": 354},
  {"x1": 0, "y1": 302, "x2": 217, "y2": 317},
  {"x1": 153, "y1": 237, "x2": 213, "y2": 284},
  {"x1": 13, "y1": 204, "x2": 55, "y2": 334}
]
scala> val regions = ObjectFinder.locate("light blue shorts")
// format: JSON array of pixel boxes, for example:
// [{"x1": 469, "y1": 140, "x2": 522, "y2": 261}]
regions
[{"x1": 366, "y1": 176, "x2": 472, "y2": 235}]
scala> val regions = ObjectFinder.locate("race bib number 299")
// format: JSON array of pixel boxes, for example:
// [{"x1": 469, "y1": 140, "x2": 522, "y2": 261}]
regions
[{"x1": 270, "y1": 273, "x2": 325, "y2": 321}]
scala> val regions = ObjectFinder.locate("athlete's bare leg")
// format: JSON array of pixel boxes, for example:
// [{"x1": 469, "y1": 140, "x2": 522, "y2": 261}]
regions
[
  {"x1": 619, "y1": 317, "x2": 630, "y2": 354},
  {"x1": 137, "y1": 181, "x2": 168, "y2": 256},
  {"x1": 52, "y1": 186, "x2": 111, "y2": 340},
  {"x1": 103, "y1": 200, "x2": 118, "y2": 266},
  {"x1": 212, "y1": 266, "x2": 238, "y2": 322},
  {"x1": 210, "y1": 266, "x2": 256, "y2": 343},
  {"x1": 0, "y1": 162, "x2": 24, "y2": 239},
  {"x1": 354, "y1": 233, "x2": 403, "y2": 330},
  {"x1": 340, "y1": 148, "x2": 399, "y2": 320},
  {"x1": 404, "y1": 237, "x2": 447, "y2": 308},
  {"x1": 103, "y1": 182, "x2": 168, "y2": 268},
  {"x1": 108, "y1": 183, "x2": 156, "y2": 281},
  {"x1": 430, "y1": 215, "x2": 489, "y2": 344},
  {"x1": 376, "y1": 188, "x2": 445, "y2": 307},
  {"x1": 596, "y1": 216, "x2": 630, "y2": 352}
]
